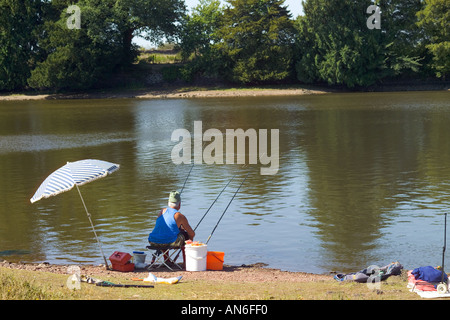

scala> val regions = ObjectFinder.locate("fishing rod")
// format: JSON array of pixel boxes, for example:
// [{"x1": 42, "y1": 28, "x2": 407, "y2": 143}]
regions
[
  {"x1": 167, "y1": 162, "x2": 194, "y2": 262},
  {"x1": 205, "y1": 171, "x2": 250, "y2": 244},
  {"x1": 179, "y1": 141, "x2": 208, "y2": 195},
  {"x1": 194, "y1": 155, "x2": 264, "y2": 232},
  {"x1": 179, "y1": 163, "x2": 195, "y2": 195},
  {"x1": 194, "y1": 172, "x2": 239, "y2": 231},
  {"x1": 173, "y1": 169, "x2": 246, "y2": 263},
  {"x1": 168, "y1": 163, "x2": 193, "y2": 264},
  {"x1": 437, "y1": 213, "x2": 448, "y2": 294}
]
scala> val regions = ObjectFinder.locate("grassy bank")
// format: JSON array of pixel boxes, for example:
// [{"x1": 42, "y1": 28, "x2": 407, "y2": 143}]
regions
[{"x1": 0, "y1": 266, "x2": 421, "y2": 300}]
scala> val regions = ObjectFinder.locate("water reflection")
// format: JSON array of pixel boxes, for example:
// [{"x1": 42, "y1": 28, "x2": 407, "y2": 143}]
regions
[
  {"x1": 0, "y1": 91, "x2": 449, "y2": 273},
  {"x1": 300, "y1": 92, "x2": 450, "y2": 271}
]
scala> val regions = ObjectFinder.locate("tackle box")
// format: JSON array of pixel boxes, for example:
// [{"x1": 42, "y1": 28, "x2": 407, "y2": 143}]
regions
[{"x1": 109, "y1": 251, "x2": 135, "y2": 272}]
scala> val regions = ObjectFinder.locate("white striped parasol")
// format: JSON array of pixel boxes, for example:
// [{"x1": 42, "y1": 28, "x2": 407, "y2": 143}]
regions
[
  {"x1": 30, "y1": 159, "x2": 120, "y2": 268},
  {"x1": 30, "y1": 159, "x2": 119, "y2": 203}
]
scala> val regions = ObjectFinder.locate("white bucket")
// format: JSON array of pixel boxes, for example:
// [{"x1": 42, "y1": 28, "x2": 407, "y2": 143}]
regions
[
  {"x1": 185, "y1": 244, "x2": 207, "y2": 271},
  {"x1": 133, "y1": 251, "x2": 147, "y2": 269}
]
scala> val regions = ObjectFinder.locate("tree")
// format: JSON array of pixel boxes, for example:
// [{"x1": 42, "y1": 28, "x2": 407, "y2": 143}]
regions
[
  {"x1": 295, "y1": 0, "x2": 423, "y2": 88},
  {"x1": 177, "y1": 0, "x2": 226, "y2": 81},
  {"x1": 296, "y1": 0, "x2": 389, "y2": 87},
  {"x1": 417, "y1": 0, "x2": 450, "y2": 78},
  {"x1": 179, "y1": 0, "x2": 224, "y2": 61},
  {"x1": 28, "y1": 0, "x2": 125, "y2": 90},
  {"x1": 377, "y1": 0, "x2": 424, "y2": 77},
  {"x1": 28, "y1": 0, "x2": 185, "y2": 90},
  {"x1": 293, "y1": 15, "x2": 320, "y2": 84},
  {"x1": 0, "y1": 0, "x2": 44, "y2": 91},
  {"x1": 116, "y1": 0, "x2": 186, "y2": 64},
  {"x1": 215, "y1": 0, "x2": 296, "y2": 84}
]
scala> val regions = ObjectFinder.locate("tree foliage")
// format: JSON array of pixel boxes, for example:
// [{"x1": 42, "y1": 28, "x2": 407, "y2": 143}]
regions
[
  {"x1": 216, "y1": 0, "x2": 295, "y2": 84},
  {"x1": 177, "y1": 0, "x2": 225, "y2": 81},
  {"x1": 0, "y1": 0, "x2": 45, "y2": 90},
  {"x1": 0, "y1": 0, "x2": 448, "y2": 91},
  {"x1": 294, "y1": 0, "x2": 423, "y2": 88},
  {"x1": 1, "y1": 0, "x2": 185, "y2": 91},
  {"x1": 417, "y1": 0, "x2": 450, "y2": 78},
  {"x1": 29, "y1": 1, "x2": 124, "y2": 90},
  {"x1": 178, "y1": 0, "x2": 223, "y2": 61}
]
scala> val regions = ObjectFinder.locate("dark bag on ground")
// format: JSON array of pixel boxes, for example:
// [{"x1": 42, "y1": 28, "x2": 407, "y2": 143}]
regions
[{"x1": 334, "y1": 261, "x2": 403, "y2": 283}]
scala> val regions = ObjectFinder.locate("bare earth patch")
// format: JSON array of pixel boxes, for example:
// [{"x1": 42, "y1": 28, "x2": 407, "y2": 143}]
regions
[
  {"x1": 0, "y1": 260, "x2": 330, "y2": 283},
  {"x1": 0, "y1": 87, "x2": 331, "y2": 101}
]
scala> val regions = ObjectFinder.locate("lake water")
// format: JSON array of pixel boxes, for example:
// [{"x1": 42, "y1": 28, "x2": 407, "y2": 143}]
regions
[{"x1": 0, "y1": 91, "x2": 449, "y2": 274}]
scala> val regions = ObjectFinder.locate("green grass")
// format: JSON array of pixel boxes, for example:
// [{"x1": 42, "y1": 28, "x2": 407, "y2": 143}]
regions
[
  {"x1": 0, "y1": 267, "x2": 421, "y2": 300},
  {"x1": 0, "y1": 268, "x2": 68, "y2": 300},
  {"x1": 137, "y1": 50, "x2": 182, "y2": 65}
]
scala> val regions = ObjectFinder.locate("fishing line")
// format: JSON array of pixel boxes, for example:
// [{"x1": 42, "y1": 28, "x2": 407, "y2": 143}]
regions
[{"x1": 205, "y1": 171, "x2": 250, "y2": 244}]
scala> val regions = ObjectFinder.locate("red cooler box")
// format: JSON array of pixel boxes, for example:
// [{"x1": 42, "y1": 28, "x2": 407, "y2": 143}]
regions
[{"x1": 109, "y1": 251, "x2": 135, "y2": 272}]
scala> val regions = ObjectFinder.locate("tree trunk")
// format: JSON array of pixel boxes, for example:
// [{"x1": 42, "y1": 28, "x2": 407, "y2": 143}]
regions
[{"x1": 121, "y1": 28, "x2": 135, "y2": 66}]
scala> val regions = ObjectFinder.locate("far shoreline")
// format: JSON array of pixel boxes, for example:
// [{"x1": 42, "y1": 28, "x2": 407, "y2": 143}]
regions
[
  {"x1": 0, "y1": 83, "x2": 448, "y2": 101},
  {"x1": 0, "y1": 86, "x2": 334, "y2": 101}
]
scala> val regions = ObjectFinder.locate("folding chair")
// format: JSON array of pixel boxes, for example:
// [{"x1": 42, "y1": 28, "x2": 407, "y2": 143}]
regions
[{"x1": 146, "y1": 245, "x2": 183, "y2": 271}]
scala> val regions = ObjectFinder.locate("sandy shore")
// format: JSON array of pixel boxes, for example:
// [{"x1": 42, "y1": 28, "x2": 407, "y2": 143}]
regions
[
  {"x1": 0, "y1": 83, "x2": 448, "y2": 101},
  {"x1": 0, "y1": 86, "x2": 333, "y2": 101},
  {"x1": 0, "y1": 260, "x2": 331, "y2": 283}
]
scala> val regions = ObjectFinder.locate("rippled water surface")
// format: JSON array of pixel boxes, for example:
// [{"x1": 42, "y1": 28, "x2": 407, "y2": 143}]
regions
[{"x1": 0, "y1": 91, "x2": 449, "y2": 274}]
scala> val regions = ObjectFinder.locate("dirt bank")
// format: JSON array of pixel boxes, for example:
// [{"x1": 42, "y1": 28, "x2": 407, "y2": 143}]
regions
[
  {"x1": 0, "y1": 86, "x2": 332, "y2": 101},
  {"x1": 0, "y1": 260, "x2": 331, "y2": 283},
  {"x1": 1, "y1": 82, "x2": 448, "y2": 102}
]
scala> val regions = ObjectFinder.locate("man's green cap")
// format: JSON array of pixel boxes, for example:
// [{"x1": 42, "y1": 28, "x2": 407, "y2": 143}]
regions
[{"x1": 169, "y1": 190, "x2": 181, "y2": 203}]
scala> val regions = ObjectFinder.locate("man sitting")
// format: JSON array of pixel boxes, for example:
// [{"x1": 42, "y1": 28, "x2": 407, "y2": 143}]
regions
[{"x1": 148, "y1": 190, "x2": 195, "y2": 267}]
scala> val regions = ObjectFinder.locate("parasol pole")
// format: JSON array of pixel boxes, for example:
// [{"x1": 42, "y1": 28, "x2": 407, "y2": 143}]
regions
[{"x1": 75, "y1": 184, "x2": 109, "y2": 269}]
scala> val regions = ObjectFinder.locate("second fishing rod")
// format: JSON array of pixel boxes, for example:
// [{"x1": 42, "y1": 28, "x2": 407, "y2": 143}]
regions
[
  {"x1": 178, "y1": 163, "x2": 250, "y2": 244},
  {"x1": 179, "y1": 163, "x2": 194, "y2": 196},
  {"x1": 204, "y1": 171, "x2": 250, "y2": 244},
  {"x1": 173, "y1": 165, "x2": 248, "y2": 261},
  {"x1": 193, "y1": 171, "x2": 239, "y2": 232}
]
